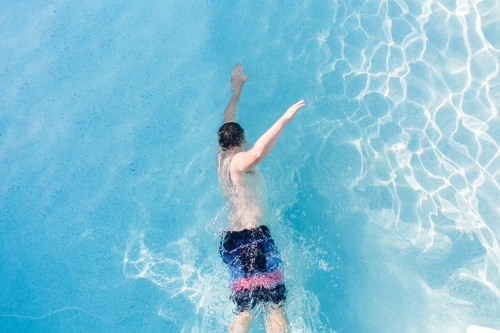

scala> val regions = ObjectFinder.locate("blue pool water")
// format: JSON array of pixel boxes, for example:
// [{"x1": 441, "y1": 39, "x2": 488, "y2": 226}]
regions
[{"x1": 1, "y1": 0, "x2": 500, "y2": 332}]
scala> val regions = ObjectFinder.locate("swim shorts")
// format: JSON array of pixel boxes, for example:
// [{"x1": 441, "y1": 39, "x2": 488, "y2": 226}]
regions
[{"x1": 219, "y1": 225, "x2": 286, "y2": 312}]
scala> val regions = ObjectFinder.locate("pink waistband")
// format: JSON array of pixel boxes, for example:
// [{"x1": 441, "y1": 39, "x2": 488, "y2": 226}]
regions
[{"x1": 231, "y1": 270, "x2": 284, "y2": 292}]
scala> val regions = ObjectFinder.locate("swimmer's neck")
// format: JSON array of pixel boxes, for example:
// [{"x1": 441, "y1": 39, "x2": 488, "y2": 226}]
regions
[
  {"x1": 227, "y1": 219, "x2": 265, "y2": 231},
  {"x1": 226, "y1": 146, "x2": 244, "y2": 154}
]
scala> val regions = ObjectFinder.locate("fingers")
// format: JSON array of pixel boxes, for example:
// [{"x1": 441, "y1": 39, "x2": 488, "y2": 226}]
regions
[
  {"x1": 233, "y1": 63, "x2": 242, "y2": 73},
  {"x1": 232, "y1": 64, "x2": 242, "y2": 74},
  {"x1": 231, "y1": 63, "x2": 250, "y2": 83},
  {"x1": 291, "y1": 100, "x2": 305, "y2": 110}
]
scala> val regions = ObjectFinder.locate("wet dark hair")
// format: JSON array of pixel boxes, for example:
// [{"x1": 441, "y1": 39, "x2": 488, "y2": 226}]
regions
[{"x1": 217, "y1": 122, "x2": 245, "y2": 150}]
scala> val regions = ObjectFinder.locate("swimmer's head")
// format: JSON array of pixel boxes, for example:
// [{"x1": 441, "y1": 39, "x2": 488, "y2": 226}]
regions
[{"x1": 218, "y1": 122, "x2": 245, "y2": 150}]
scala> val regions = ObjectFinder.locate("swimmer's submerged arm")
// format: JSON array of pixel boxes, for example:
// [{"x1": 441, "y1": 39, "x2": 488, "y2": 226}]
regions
[
  {"x1": 223, "y1": 63, "x2": 250, "y2": 123},
  {"x1": 231, "y1": 100, "x2": 305, "y2": 173},
  {"x1": 223, "y1": 90, "x2": 241, "y2": 123}
]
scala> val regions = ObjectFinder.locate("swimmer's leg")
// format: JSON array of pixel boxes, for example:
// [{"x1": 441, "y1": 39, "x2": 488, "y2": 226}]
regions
[
  {"x1": 228, "y1": 310, "x2": 252, "y2": 333},
  {"x1": 264, "y1": 304, "x2": 289, "y2": 333}
]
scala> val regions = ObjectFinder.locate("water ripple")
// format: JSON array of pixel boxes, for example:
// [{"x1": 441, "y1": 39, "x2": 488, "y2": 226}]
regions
[{"x1": 312, "y1": 0, "x2": 500, "y2": 328}]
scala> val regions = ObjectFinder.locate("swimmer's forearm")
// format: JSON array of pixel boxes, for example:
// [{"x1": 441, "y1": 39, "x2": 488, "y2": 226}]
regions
[
  {"x1": 232, "y1": 100, "x2": 304, "y2": 172},
  {"x1": 223, "y1": 89, "x2": 241, "y2": 123},
  {"x1": 249, "y1": 100, "x2": 305, "y2": 161},
  {"x1": 224, "y1": 64, "x2": 249, "y2": 123},
  {"x1": 249, "y1": 117, "x2": 287, "y2": 161},
  {"x1": 233, "y1": 119, "x2": 286, "y2": 172}
]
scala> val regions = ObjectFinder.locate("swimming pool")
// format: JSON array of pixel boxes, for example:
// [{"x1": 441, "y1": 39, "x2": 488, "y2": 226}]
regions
[{"x1": 1, "y1": 0, "x2": 500, "y2": 332}]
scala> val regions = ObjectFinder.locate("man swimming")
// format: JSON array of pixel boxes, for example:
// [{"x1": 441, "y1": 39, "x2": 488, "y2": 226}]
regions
[{"x1": 216, "y1": 63, "x2": 305, "y2": 333}]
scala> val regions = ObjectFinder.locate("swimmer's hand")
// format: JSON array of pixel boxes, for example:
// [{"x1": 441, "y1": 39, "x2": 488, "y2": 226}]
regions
[
  {"x1": 281, "y1": 100, "x2": 305, "y2": 123},
  {"x1": 231, "y1": 63, "x2": 250, "y2": 93}
]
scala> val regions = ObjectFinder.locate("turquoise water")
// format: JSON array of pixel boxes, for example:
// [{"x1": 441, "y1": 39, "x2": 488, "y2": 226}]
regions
[{"x1": 1, "y1": 0, "x2": 500, "y2": 332}]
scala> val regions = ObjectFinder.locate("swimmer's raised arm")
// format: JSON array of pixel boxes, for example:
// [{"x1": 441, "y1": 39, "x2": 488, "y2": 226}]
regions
[
  {"x1": 223, "y1": 63, "x2": 250, "y2": 124},
  {"x1": 231, "y1": 100, "x2": 305, "y2": 176}
]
